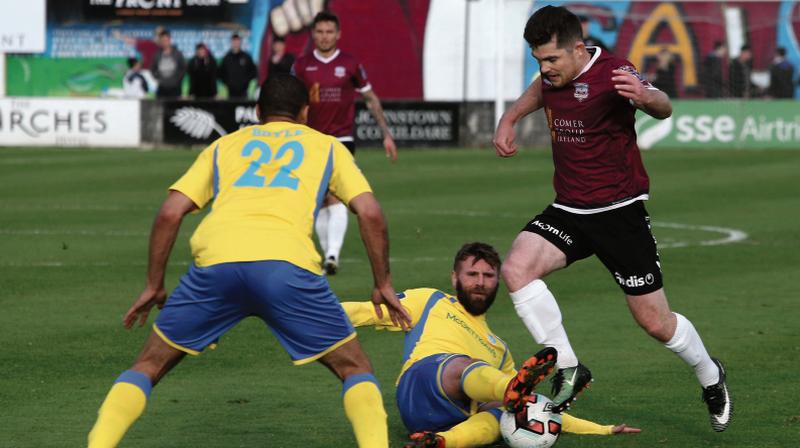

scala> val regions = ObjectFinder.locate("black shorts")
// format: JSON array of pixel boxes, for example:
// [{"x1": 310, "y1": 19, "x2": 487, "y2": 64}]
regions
[
  {"x1": 521, "y1": 201, "x2": 663, "y2": 295},
  {"x1": 340, "y1": 140, "x2": 356, "y2": 155}
]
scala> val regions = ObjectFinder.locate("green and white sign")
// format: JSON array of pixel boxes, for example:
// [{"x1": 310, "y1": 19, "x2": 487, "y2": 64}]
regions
[{"x1": 636, "y1": 100, "x2": 800, "y2": 150}]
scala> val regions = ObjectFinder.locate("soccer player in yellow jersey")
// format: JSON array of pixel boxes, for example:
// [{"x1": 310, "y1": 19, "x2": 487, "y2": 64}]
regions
[
  {"x1": 343, "y1": 243, "x2": 641, "y2": 447},
  {"x1": 87, "y1": 74, "x2": 410, "y2": 448}
]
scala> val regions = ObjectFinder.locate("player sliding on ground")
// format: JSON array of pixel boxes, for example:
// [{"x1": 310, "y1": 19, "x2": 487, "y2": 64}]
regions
[
  {"x1": 493, "y1": 6, "x2": 732, "y2": 431},
  {"x1": 343, "y1": 242, "x2": 641, "y2": 447},
  {"x1": 87, "y1": 74, "x2": 410, "y2": 448}
]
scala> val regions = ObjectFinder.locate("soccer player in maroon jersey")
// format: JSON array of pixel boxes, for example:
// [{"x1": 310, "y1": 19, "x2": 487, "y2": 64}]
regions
[
  {"x1": 493, "y1": 6, "x2": 732, "y2": 432},
  {"x1": 292, "y1": 11, "x2": 397, "y2": 275}
]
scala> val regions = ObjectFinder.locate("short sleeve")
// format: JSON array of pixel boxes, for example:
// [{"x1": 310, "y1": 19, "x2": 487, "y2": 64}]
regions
[
  {"x1": 353, "y1": 62, "x2": 372, "y2": 93},
  {"x1": 169, "y1": 144, "x2": 216, "y2": 209},
  {"x1": 616, "y1": 62, "x2": 658, "y2": 90},
  {"x1": 328, "y1": 140, "x2": 372, "y2": 204}
]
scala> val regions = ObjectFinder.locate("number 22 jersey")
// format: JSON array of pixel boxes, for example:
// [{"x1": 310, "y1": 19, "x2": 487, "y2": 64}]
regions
[{"x1": 169, "y1": 121, "x2": 371, "y2": 274}]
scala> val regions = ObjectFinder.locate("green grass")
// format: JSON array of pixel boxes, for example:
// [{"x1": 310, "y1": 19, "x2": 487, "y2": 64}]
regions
[{"x1": 1, "y1": 147, "x2": 799, "y2": 447}]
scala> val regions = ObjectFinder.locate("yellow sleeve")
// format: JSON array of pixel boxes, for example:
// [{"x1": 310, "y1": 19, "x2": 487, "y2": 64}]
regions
[
  {"x1": 561, "y1": 413, "x2": 614, "y2": 435},
  {"x1": 498, "y1": 340, "x2": 515, "y2": 375},
  {"x1": 327, "y1": 140, "x2": 372, "y2": 205},
  {"x1": 169, "y1": 143, "x2": 217, "y2": 209},
  {"x1": 341, "y1": 288, "x2": 442, "y2": 331}
]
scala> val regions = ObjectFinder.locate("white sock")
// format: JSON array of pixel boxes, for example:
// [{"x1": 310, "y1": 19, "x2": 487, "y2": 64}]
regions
[
  {"x1": 326, "y1": 202, "x2": 348, "y2": 260},
  {"x1": 664, "y1": 312, "x2": 720, "y2": 387},
  {"x1": 315, "y1": 206, "x2": 330, "y2": 254},
  {"x1": 509, "y1": 279, "x2": 579, "y2": 369}
]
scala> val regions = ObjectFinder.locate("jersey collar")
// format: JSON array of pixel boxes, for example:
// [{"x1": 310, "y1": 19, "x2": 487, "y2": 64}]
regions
[
  {"x1": 573, "y1": 46, "x2": 602, "y2": 81},
  {"x1": 313, "y1": 49, "x2": 340, "y2": 64}
]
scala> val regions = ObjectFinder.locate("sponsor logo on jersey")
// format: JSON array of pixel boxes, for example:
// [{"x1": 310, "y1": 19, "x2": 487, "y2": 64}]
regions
[
  {"x1": 529, "y1": 219, "x2": 573, "y2": 246},
  {"x1": 614, "y1": 271, "x2": 656, "y2": 288},
  {"x1": 574, "y1": 82, "x2": 589, "y2": 102},
  {"x1": 305, "y1": 66, "x2": 318, "y2": 71},
  {"x1": 446, "y1": 312, "x2": 497, "y2": 358},
  {"x1": 334, "y1": 66, "x2": 346, "y2": 78}
]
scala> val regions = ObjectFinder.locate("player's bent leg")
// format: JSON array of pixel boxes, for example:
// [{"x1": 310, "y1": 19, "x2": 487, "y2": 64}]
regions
[
  {"x1": 627, "y1": 290, "x2": 731, "y2": 431},
  {"x1": 501, "y1": 231, "x2": 566, "y2": 292},
  {"x1": 503, "y1": 233, "x2": 589, "y2": 411},
  {"x1": 320, "y1": 338, "x2": 388, "y2": 448},
  {"x1": 88, "y1": 331, "x2": 185, "y2": 448},
  {"x1": 503, "y1": 233, "x2": 575, "y2": 363},
  {"x1": 456, "y1": 358, "x2": 514, "y2": 404}
]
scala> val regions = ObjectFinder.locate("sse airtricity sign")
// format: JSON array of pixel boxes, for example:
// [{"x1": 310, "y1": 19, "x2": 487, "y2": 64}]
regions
[{"x1": 636, "y1": 101, "x2": 800, "y2": 150}]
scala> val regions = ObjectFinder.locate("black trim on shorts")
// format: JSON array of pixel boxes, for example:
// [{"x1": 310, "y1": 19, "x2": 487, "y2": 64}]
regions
[{"x1": 521, "y1": 201, "x2": 663, "y2": 295}]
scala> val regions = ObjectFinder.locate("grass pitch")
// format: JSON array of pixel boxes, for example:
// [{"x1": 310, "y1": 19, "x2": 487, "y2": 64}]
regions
[{"x1": 1, "y1": 147, "x2": 798, "y2": 447}]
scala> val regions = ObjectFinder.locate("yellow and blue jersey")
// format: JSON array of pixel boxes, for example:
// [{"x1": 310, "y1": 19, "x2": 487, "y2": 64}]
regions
[
  {"x1": 343, "y1": 289, "x2": 616, "y2": 436},
  {"x1": 170, "y1": 121, "x2": 371, "y2": 274},
  {"x1": 343, "y1": 288, "x2": 514, "y2": 381}
]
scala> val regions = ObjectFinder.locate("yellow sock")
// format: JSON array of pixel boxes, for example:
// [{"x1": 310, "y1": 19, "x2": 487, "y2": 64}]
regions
[
  {"x1": 342, "y1": 373, "x2": 389, "y2": 448},
  {"x1": 438, "y1": 411, "x2": 501, "y2": 448},
  {"x1": 461, "y1": 362, "x2": 514, "y2": 403},
  {"x1": 88, "y1": 370, "x2": 152, "y2": 448}
]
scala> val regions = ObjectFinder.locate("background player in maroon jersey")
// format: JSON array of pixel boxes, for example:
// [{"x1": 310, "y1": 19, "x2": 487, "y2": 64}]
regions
[
  {"x1": 493, "y1": 6, "x2": 732, "y2": 432},
  {"x1": 292, "y1": 12, "x2": 397, "y2": 275}
]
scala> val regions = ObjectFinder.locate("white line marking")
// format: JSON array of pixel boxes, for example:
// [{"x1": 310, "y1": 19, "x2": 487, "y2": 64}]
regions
[
  {"x1": 0, "y1": 210, "x2": 749, "y2": 268},
  {"x1": 654, "y1": 222, "x2": 749, "y2": 248}
]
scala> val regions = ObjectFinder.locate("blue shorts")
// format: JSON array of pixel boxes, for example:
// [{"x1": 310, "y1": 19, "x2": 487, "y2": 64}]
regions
[
  {"x1": 396, "y1": 354, "x2": 473, "y2": 433},
  {"x1": 154, "y1": 260, "x2": 355, "y2": 365}
]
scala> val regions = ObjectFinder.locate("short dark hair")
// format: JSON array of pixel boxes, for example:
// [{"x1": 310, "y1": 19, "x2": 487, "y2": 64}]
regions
[
  {"x1": 776, "y1": 47, "x2": 787, "y2": 57},
  {"x1": 740, "y1": 45, "x2": 751, "y2": 52},
  {"x1": 713, "y1": 41, "x2": 725, "y2": 50},
  {"x1": 231, "y1": 32, "x2": 241, "y2": 40},
  {"x1": 257, "y1": 73, "x2": 309, "y2": 119},
  {"x1": 126, "y1": 57, "x2": 139, "y2": 69},
  {"x1": 158, "y1": 29, "x2": 171, "y2": 38},
  {"x1": 453, "y1": 242, "x2": 501, "y2": 272},
  {"x1": 524, "y1": 6, "x2": 583, "y2": 49},
  {"x1": 313, "y1": 11, "x2": 340, "y2": 30}
]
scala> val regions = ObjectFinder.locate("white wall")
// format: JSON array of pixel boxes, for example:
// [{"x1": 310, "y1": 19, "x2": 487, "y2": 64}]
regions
[{"x1": 423, "y1": 0, "x2": 531, "y2": 101}]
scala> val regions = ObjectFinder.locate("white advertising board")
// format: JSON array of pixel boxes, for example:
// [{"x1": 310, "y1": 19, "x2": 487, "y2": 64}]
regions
[
  {"x1": 0, "y1": 0, "x2": 46, "y2": 53},
  {"x1": 0, "y1": 98, "x2": 141, "y2": 147}
]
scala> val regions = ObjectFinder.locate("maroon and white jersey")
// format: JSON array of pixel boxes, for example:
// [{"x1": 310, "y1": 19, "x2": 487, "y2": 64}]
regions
[
  {"x1": 542, "y1": 47, "x2": 659, "y2": 213},
  {"x1": 291, "y1": 49, "x2": 371, "y2": 140}
]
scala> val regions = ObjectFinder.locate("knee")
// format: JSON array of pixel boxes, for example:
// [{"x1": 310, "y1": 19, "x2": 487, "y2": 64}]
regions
[
  {"x1": 323, "y1": 343, "x2": 374, "y2": 380},
  {"x1": 636, "y1": 314, "x2": 674, "y2": 342},
  {"x1": 501, "y1": 259, "x2": 535, "y2": 292}
]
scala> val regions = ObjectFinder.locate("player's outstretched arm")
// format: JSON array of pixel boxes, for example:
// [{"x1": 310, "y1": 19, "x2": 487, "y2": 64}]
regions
[
  {"x1": 562, "y1": 413, "x2": 642, "y2": 435},
  {"x1": 123, "y1": 191, "x2": 197, "y2": 329},
  {"x1": 612, "y1": 69, "x2": 672, "y2": 119},
  {"x1": 349, "y1": 192, "x2": 411, "y2": 330},
  {"x1": 361, "y1": 89, "x2": 397, "y2": 163},
  {"x1": 494, "y1": 76, "x2": 543, "y2": 158}
]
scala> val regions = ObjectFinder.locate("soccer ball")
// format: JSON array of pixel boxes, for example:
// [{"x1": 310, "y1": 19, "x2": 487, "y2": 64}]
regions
[{"x1": 500, "y1": 393, "x2": 562, "y2": 448}]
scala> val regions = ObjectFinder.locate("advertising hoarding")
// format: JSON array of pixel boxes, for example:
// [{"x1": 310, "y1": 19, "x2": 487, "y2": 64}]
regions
[{"x1": 0, "y1": 98, "x2": 141, "y2": 147}]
